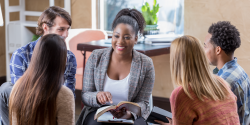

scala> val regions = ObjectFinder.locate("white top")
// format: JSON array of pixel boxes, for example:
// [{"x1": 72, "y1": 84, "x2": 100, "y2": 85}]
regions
[{"x1": 103, "y1": 73, "x2": 130, "y2": 105}]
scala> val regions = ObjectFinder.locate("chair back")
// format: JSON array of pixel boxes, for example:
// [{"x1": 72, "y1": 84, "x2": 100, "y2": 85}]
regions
[
  {"x1": 66, "y1": 29, "x2": 107, "y2": 68},
  {"x1": 149, "y1": 94, "x2": 153, "y2": 112}
]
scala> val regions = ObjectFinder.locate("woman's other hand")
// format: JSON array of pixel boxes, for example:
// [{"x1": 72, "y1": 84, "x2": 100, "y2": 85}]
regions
[
  {"x1": 110, "y1": 107, "x2": 132, "y2": 119},
  {"x1": 154, "y1": 117, "x2": 172, "y2": 125},
  {"x1": 96, "y1": 91, "x2": 113, "y2": 105}
]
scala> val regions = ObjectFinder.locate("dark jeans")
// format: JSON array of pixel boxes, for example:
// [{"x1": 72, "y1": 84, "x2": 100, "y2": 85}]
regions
[
  {"x1": 0, "y1": 82, "x2": 13, "y2": 125},
  {"x1": 84, "y1": 110, "x2": 147, "y2": 125}
]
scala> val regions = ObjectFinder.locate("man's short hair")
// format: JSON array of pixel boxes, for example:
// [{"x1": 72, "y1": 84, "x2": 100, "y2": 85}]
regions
[
  {"x1": 36, "y1": 6, "x2": 72, "y2": 35},
  {"x1": 208, "y1": 21, "x2": 241, "y2": 55}
]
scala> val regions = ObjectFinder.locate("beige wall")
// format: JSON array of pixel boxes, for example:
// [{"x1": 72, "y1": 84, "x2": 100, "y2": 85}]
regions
[
  {"x1": 0, "y1": 0, "x2": 5, "y2": 77},
  {"x1": 185, "y1": 0, "x2": 250, "y2": 76},
  {"x1": 71, "y1": 0, "x2": 92, "y2": 28},
  {"x1": 24, "y1": 0, "x2": 92, "y2": 28}
]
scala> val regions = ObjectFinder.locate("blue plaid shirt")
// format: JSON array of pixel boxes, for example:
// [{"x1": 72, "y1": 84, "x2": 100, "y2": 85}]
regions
[
  {"x1": 9, "y1": 37, "x2": 77, "y2": 97},
  {"x1": 213, "y1": 58, "x2": 250, "y2": 125}
]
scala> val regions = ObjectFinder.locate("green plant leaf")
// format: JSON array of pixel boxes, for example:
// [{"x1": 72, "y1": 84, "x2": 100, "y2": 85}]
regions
[
  {"x1": 156, "y1": 4, "x2": 160, "y2": 12},
  {"x1": 145, "y1": 2, "x2": 149, "y2": 6},
  {"x1": 141, "y1": 5, "x2": 146, "y2": 12},
  {"x1": 142, "y1": 11, "x2": 149, "y2": 24},
  {"x1": 141, "y1": 0, "x2": 160, "y2": 25},
  {"x1": 32, "y1": 35, "x2": 40, "y2": 41},
  {"x1": 152, "y1": 6, "x2": 156, "y2": 15},
  {"x1": 154, "y1": 17, "x2": 158, "y2": 24}
]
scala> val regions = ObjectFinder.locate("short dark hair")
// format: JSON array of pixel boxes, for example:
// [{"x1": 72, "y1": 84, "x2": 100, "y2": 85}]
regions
[
  {"x1": 112, "y1": 8, "x2": 145, "y2": 36},
  {"x1": 208, "y1": 21, "x2": 241, "y2": 55},
  {"x1": 36, "y1": 6, "x2": 72, "y2": 35}
]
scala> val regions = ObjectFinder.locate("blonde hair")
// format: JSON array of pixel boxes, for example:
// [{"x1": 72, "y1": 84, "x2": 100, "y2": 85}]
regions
[{"x1": 170, "y1": 35, "x2": 230, "y2": 101}]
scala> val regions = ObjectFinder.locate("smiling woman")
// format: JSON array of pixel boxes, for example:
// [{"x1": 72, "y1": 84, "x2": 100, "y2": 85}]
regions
[
  {"x1": 112, "y1": 23, "x2": 136, "y2": 56},
  {"x1": 76, "y1": 8, "x2": 155, "y2": 125},
  {"x1": 110, "y1": 8, "x2": 144, "y2": 59}
]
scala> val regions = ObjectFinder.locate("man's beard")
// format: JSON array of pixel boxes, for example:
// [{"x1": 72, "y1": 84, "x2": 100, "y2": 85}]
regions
[
  {"x1": 59, "y1": 36, "x2": 66, "y2": 40},
  {"x1": 207, "y1": 58, "x2": 213, "y2": 65},
  {"x1": 48, "y1": 30, "x2": 66, "y2": 40}
]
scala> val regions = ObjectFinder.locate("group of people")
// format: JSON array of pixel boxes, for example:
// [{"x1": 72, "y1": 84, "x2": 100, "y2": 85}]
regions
[{"x1": 0, "y1": 5, "x2": 249, "y2": 125}]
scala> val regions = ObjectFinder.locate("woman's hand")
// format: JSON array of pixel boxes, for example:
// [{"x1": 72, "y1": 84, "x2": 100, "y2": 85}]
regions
[
  {"x1": 96, "y1": 91, "x2": 113, "y2": 105},
  {"x1": 155, "y1": 117, "x2": 172, "y2": 125},
  {"x1": 110, "y1": 107, "x2": 132, "y2": 119}
]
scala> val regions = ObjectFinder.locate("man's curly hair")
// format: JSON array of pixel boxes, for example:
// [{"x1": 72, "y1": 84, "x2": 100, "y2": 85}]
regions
[{"x1": 208, "y1": 21, "x2": 241, "y2": 55}]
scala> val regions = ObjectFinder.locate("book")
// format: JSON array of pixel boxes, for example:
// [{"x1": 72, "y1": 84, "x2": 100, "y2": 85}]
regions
[
  {"x1": 103, "y1": 38, "x2": 112, "y2": 44},
  {"x1": 144, "y1": 34, "x2": 180, "y2": 45},
  {"x1": 97, "y1": 112, "x2": 134, "y2": 124},
  {"x1": 94, "y1": 101, "x2": 141, "y2": 124},
  {"x1": 144, "y1": 37, "x2": 176, "y2": 44},
  {"x1": 146, "y1": 106, "x2": 172, "y2": 124},
  {"x1": 145, "y1": 43, "x2": 171, "y2": 46}
]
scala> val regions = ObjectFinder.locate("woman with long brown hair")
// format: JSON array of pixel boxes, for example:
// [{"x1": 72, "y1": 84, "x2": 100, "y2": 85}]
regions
[
  {"x1": 156, "y1": 35, "x2": 240, "y2": 125},
  {"x1": 9, "y1": 34, "x2": 75, "y2": 125}
]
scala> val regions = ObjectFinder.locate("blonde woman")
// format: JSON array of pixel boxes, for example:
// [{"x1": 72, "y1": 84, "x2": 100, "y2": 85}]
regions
[{"x1": 155, "y1": 35, "x2": 240, "y2": 125}]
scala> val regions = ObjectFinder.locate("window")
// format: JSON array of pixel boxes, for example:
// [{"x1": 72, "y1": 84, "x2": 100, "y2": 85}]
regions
[{"x1": 98, "y1": 0, "x2": 184, "y2": 35}]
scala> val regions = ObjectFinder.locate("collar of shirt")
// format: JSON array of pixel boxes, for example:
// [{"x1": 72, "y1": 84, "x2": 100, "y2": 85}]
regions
[
  {"x1": 35, "y1": 36, "x2": 41, "y2": 43},
  {"x1": 30, "y1": 36, "x2": 41, "y2": 48},
  {"x1": 213, "y1": 57, "x2": 237, "y2": 75}
]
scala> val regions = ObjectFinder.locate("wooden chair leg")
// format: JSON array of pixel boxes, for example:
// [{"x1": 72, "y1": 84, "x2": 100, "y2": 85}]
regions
[{"x1": 81, "y1": 101, "x2": 84, "y2": 109}]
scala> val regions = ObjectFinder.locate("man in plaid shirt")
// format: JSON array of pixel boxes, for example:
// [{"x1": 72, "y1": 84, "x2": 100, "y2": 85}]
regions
[
  {"x1": 204, "y1": 21, "x2": 250, "y2": 125},
  {"x1": 0, "y1": 6, "x2": 76, "y2": 125}
]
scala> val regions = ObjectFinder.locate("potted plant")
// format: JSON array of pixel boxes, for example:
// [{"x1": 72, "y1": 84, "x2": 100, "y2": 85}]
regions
[
  {"x1": 141, "y1": 0, "x2": 160, "y2": 35},
  {"x1": 32, "y1": 34, "x2": 40, "y2": 41}
]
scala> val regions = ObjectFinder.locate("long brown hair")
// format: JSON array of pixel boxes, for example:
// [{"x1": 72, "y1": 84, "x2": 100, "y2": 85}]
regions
[
  {"x1": 9, "y1": 34, "x2": 67, "y2": 125},
  {"x1": 170, "y1": 35, "x2": 230, "y2": 101}
]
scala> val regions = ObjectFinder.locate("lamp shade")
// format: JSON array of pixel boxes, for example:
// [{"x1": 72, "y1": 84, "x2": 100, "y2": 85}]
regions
[{"x1": 0, "y1": 4, "x2": 3, "y2": 26}]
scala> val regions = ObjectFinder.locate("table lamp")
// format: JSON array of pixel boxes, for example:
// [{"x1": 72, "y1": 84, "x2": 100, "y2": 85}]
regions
[{"x1": 0, "y1": 4, "x2": 3, "y2": 26}]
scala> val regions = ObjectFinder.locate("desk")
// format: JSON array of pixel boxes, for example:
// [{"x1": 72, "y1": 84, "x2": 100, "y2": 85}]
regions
[{"x1": 77, "y1": 39, "x2": 171, "y2": 76}]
